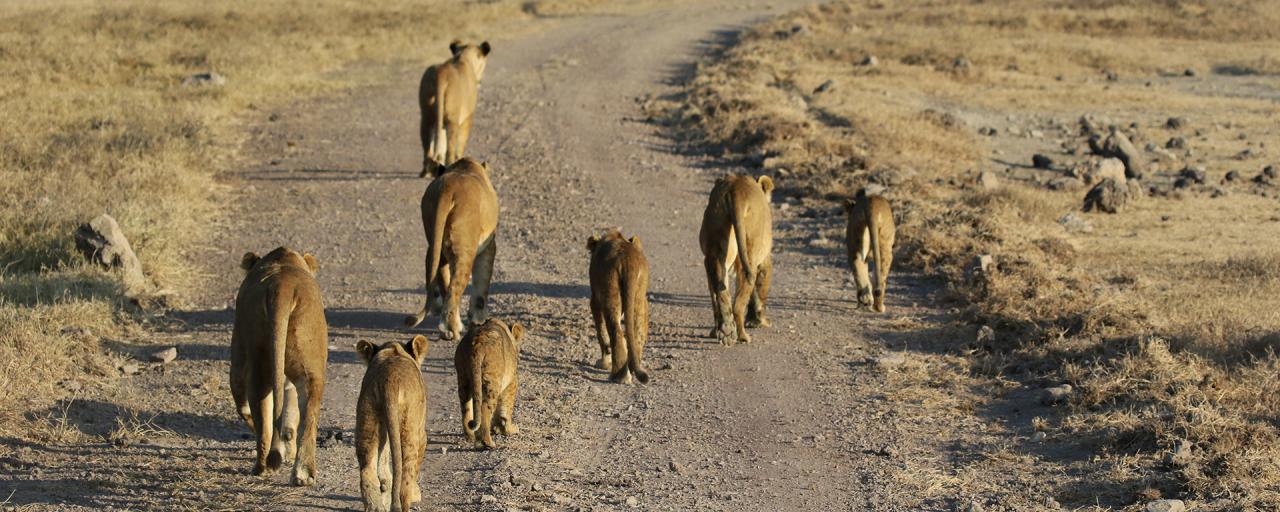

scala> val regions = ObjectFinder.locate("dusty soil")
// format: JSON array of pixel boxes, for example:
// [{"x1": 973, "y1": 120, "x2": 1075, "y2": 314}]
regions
[{"x1": 1, "y1": 1, "x2": 1077, "y2": 510}]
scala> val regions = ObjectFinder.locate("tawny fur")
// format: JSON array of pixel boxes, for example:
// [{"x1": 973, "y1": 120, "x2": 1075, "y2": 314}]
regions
[
  {"x1": 404, "y1": 158, "x2": 499, "y2": 342},
  {"x1": 454, "y1": 318, "x2": 523, "y2": 449},
  {"x1": 698, "y1": 174, "x2": 775, "y2": 346},
  {"x1": 844, "y1": 189, "x2": 896, "y2": 313},
  {"x1": 418, "y1": 40, "x2": 491, "y2": 178},
  {"x1": 230, "y1": 247, "x2": 328, "y2": 486},
  {"x1": 586, "y1": 230, "x2": 652, "y2": 384},
  {"x1": 355, "y1": 336, "x2": 430, "y2": 512}
]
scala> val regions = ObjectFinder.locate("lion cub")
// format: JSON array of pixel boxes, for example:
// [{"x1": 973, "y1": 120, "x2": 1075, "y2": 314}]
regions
[
  {"x1": 844, "y1": 189, "x2": 896, "y2": 312},
  {"x1": 698, "y1": 174, "x2": 775, "y2": 346},
  {"x1": 454, "y1": 318, "x2": 523, "y2": 449},
  {"x1": 230, "y1": 247, "x2": 327, "y2": 485},
  {"x1": 587, "y1": 230, "x2": 652, "y2": 384},
  {"x1": 419, "y1": 40, "x2": 491, "y2": 177},
  {"x1": 355, "y1": 336, "x2": 430, "y2": 512},
  {"x1": 404, "y1": 158, "x2": 499, "y2": 341}
]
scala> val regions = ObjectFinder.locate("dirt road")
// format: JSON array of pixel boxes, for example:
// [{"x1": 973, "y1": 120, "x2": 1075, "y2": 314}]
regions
[{"x1": 4, "y1": 1, "x2": 1060, "y2": 510}]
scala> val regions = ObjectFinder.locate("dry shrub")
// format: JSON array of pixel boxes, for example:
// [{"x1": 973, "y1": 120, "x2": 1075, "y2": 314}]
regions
[{"x1": 674, "y1": 0, "x2": 1280, "y2": 505}]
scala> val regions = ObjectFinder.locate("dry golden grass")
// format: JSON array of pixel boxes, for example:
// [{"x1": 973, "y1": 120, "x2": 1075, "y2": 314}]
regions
[
  {"x1": 674, "y1": 0, "x2": 1280, "y2": 507},
  {"x1": 0, "y1": 0, "x2": 622, "y2": 437}
]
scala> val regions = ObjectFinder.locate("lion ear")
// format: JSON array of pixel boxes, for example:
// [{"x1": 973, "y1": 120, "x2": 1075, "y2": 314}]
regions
[
  {"x1": 479, "y1": 41, "x2": 491, "y2": 56},
  {"x1": 407, "y1": 335, "x2": 430, "y2": 365},
  {"x1": 629, "y1": 236, "x2": 642, "y2": 250},
  {"x1": 355, "y1": 340, "x2": 377, "y2": 365},
  {"x1": 757, "y1": 175, "x2": 775, "y2": 193},
  {"x1": 303, "y1": 253, "x2": 320, "y2": 274},
  {"x1": 586, "y1": 235, "x2": 600, "y2": 251},
  {"x1": 240, "y1": 252, "x2": 260, "y2": 271},
  {"x1": 449, "y1": 40, "x2": 464, "y2": 55},
  {"x1": 509, "y1": 323, "x2": 525, "y2": 348}
]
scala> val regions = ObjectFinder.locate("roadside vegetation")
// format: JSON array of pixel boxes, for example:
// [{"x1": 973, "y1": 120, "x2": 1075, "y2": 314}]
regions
[
  {"x1": 0, "y1": 0, "x2": 616, "y2": 438},
  {"x1": 662, "y1": 0, "x2": 1280, "y2": 508}
]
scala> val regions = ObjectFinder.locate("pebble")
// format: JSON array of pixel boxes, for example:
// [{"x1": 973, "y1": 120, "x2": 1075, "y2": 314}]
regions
[
  {"x1": 150, "y1": 347, "x2": 178, "y2": 364},
  {"x1": 1146, "y1": 499, "x2": 1186, "y2": 512},
  {"x1": 1040, "y1": 384, "x2": 1073, "y2": 405}
]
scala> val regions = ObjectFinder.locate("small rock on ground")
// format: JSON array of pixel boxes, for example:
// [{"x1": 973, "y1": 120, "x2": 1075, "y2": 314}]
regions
[
  {"x1": 150, "y1": 347, "x2": 177, "y2": 364},
  {"x1": 1040, "y1": 384, "x2": 1073, "y2": 405},
  {"x1": 1146, "y1": 499, "x2": 1186, "y2": 512}
]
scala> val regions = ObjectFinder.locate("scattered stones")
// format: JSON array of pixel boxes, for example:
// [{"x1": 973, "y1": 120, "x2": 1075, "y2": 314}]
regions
[
  {"x1": 1058, "y1": 212, "x2": 1094, "y2": 233},
  {"x1": 975, "y1": 254, "x2": 995, "y2": 274},
  {"x1": 1255, "y1": 165, "x2": 1278, "y2": 185},
  {"x1": 1173, "y1": 177, "x2": 1193, "y2": 190},
  {"x1": 1031, "y1": 431, "x2": 1047, "y2": 442},
  {"x1": 1103, "y1": 69, "x2": 1119, "y2": 81},
  {"x1": 1083, "y1": 177, "x2": 1130, "y2": 214},
  {"x1": 149, "y1": 347, "x2": 178, "y2": 364},
  {"x1": 812, "y1": 80, "x2": 834, "y2": 94},
  {"x1": 1165, "y1": 137, "x2": 1185, "y2": 149},
  {"x1": 1179, "y1": 166, "x2": 1207, "y2": 185},
  {"x1": 1040, "y1": 384, "x2": 1073, "y2": 405},
  {"x1": 1184, "y1": 68, "x2": 1197, "y2": 77},
  {"x1": 1165, "y1": 440, "x2": 1194, "y2": 467},
  {"x1": 952, "y1": 57, "x2": 972, "y2": 73},
  {"x1": 1032, "y1": 154, "x2": 1054, "y2": 169},
  {"x1": 181, "y1": 72, "x2": 226, "y2": 87},
  {"x1": 668, "y1": 461, "x2": 685, "y2": 474},
  {"x1": 625, "y1": 496, "x2": 639, "y2": 507},
  {"x1": 1165, "y1": 117, "x2": 1187, "y2": 130},
  {"x1": 878, "y1": 444, "x2": 900, "y2": 458},
  {"x1": 977, "y1": 170, "x2": 1001, "y2": 190},
  {"x1": 117, "y1": 361, "x2": 142, "y2": 376},
  {"x1": 1224, "y1": 170, "x2": 1240, "y2": 182},
  {"x1": 74, "y1": 214, "x2": 146, "y2": 293},
  {"x1": 480, "y1": 494, "x2": 498, "y2": 504},
  {"x1": 965, "y1": 501, "x2": 986, "y2": 512},
  {"x1": 869, "y1": 352, "x2": 907, "y2": 368},
  {"x1": 860, "y1": 55, "x2": 879, "y2": 67},
  {"x1": 1089, "y1": 129, "x2": 1145, "y2": 179},
  {"x1": 1146, "y1": 499, "x2": 1186, "y2": 512},
  {"x1": 976, "y1": 325, "x2": 995, "y2": 344},
  {"x1": 978, "y1": 126, "x2": 997, "y2": 136}
]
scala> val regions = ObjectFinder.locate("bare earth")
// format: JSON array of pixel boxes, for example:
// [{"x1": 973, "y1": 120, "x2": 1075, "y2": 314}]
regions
[{"x1": 3, "y1": 1, "x2": 1068, "y2": 510}]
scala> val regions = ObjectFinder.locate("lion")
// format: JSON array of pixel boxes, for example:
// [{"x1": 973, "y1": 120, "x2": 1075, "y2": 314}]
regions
[
  {"x1": 355, "y1": 336, "x2": 430, "y2": 512},
  {"x1": 698, "y1": 174, "x2": 775, "y2": 346},
  {"x1": 844, "y1": 188, "x2": 896, "y2": 312},
  {"x1": 418, "y1": 40, "x2": 492, "y2": 178},
  {"x1": 404, "y1": 157, "x2": 499, "y2": 341},
  {"x1": 586, "y1": 230, "x2": 652, "y2": 384},
  {"x1": 229, "y1": 247, "x2": 328, "y2": 485},
  {"x1": 454, "y1": 318, "x2": 523, "y2": 449}
]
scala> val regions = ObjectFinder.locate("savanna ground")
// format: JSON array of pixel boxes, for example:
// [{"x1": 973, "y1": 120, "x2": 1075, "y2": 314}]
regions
[
  {"x1": 659, "y1": 0, "x2": 1280, "y2": 508},
  {"x1": 2, "y1": 0, "x2": 1279, "y2": 510}
]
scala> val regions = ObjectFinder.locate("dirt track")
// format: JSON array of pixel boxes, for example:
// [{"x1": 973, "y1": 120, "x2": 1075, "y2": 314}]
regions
[{"x1": 2, "y1": 2, "x2": 1065, "y2": 510}]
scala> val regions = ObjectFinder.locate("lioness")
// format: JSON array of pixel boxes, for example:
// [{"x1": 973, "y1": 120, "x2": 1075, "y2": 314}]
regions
[
  {"x1": 230, "y1": 247, "x2": 327, "y2": 485},
  {"x1": 404, "y1": 158, "x2": 499, "y2": 341},
  {"x1": 844, "y1": 189, "x2": 896, "y2": 312},
  {"x1": 586, "y1": 230, "x2": 651, "y2": 384},
  {"x1": 418, "y1": 40, "x2": 491, "y2": 178},
  {"x1": 355, "y1": 336, "x2": 430, "y2": 512},
  {"x1": 698, "y1": 174, "x2": 775, "y2": 346},
  {"x1": 454, "y1": 318, "x2": 523, "y2": 449}
]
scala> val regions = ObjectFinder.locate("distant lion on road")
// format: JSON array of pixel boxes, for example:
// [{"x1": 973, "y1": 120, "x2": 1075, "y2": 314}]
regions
[{"x1": 419, "y1": 40, "x2": 491, "y2": 178}]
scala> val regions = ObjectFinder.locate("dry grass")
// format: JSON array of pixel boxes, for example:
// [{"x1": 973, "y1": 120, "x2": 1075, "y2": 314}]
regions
[
  {"x1": 0, "y1": 0, "x2": 620, "y2": 437},
  {"x1": 671, "y1": 0, "x2": 1280, "y2": 507}
]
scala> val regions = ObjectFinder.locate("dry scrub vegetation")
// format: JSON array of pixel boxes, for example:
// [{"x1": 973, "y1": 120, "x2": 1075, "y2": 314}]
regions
[
  {"x1": 0, "y1": 0, "x2": 611, "y2": 438},
  {"x1": 666, "y1": 0, "x2": 1280, "y2": 508}
]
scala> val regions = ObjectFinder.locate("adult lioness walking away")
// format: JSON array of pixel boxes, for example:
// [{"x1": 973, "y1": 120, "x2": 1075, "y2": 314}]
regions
[
  {"x1": 355, "y1": 336, "x2": 430, "y2": 512},
  {"x1": 587, "y1": 230, "x2": 652, "y2": 384},
  {"x1": 404, "y1": 158, "x2": 499, "y2": 341},
  {"x1": 230, "y1": 247, "x2": 328, "y2": 485},
  {"x1": 844, "y1": 189, "x2": 896, "y2": 312},
  {"x1": 699, "y1": 174, "x2": 775, "y2": 346},
  {"x1": 418, "y1": 40, "x2": 491, "y2": 177},
  {"x1": 454, "y1": 318, "x2": 524, "y2": 449}
]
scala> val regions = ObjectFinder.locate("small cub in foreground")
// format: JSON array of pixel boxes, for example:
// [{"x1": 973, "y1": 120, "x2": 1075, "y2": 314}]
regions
[
  {"x1": 419, "y1": 40, "x2": 491, "y2": 177},
  {"x1": 355, "y1": 336, "x2": 430, "y2": 512},
  {"x1": 230, "y1": 247, "x2": 327, "y2": 485},
  {"x1": 844, "y1": 189, "x2": 895, "y2": 312},
  {"x1": 405, "y1": 158, "x2": 499, "y2": 341},
  {"x1": 587, "y1": 230, "x2": 652, "y2": 384},
  {"x1": 454, "y1": 318, "x2": 524, "y2": 449},
  {"x1": 698, "y1": 174, "x2": 775, "y2": 346}
]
